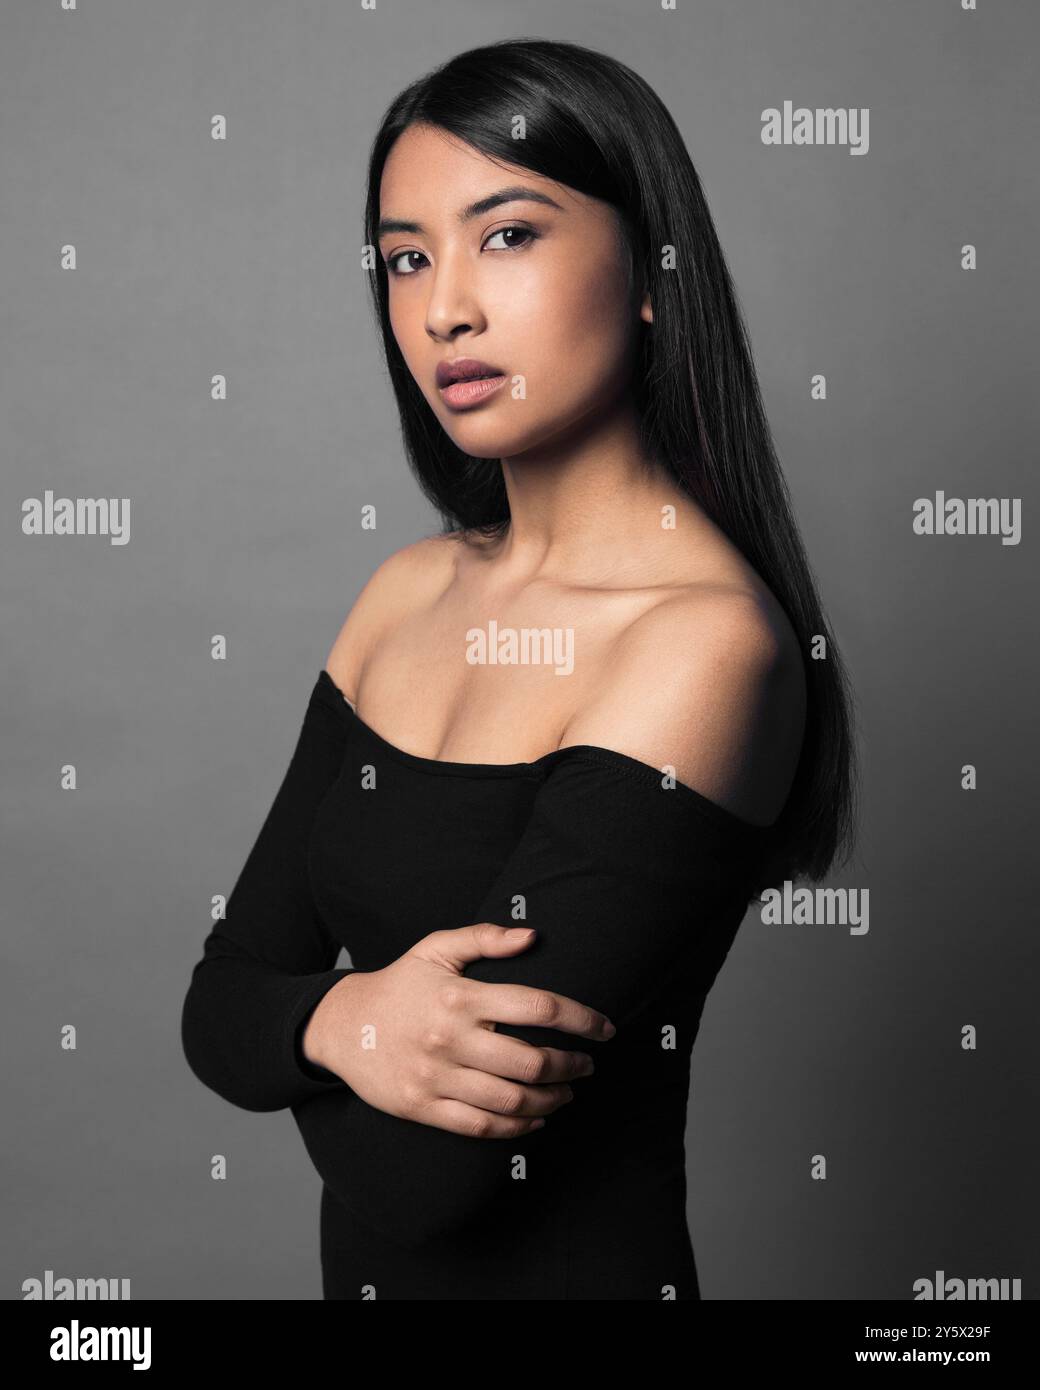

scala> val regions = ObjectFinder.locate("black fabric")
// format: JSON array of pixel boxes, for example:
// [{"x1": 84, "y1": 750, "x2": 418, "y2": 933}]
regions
[{"x1": 181, "y1": 670, "x2": 773, "y2": 1300}]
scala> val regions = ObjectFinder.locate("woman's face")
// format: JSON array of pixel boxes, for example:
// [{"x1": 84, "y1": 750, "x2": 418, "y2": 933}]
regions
[{"x1": 377, "y1": 122, "x2": 651, "y2": 460}]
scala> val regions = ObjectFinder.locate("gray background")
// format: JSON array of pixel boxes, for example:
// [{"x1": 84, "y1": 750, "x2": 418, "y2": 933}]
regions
[{"x1": 3, "y1": 0, "x2": 1037, "y2": 1300}]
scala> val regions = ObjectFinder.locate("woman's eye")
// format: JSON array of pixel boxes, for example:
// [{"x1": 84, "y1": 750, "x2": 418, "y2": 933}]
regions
[
  {"x1": 385, "y1": 226, "x2": 537, "y2": 277},
  {"x1": 386, "y1": 249, "x2": 427, "y2": 277},
  {"x1": 482, "y1": 225, "x2": 537, "y2": 252}
]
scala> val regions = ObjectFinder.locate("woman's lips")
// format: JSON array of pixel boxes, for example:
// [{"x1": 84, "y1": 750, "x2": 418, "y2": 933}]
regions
[{"x1": 438, "y1": 373, "x2": 508, "y2": 409}]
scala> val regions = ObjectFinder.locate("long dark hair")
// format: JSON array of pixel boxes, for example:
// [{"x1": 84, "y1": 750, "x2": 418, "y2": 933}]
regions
[{"x1": 362, "y1": 37, "x2": 859, "y2": 888}]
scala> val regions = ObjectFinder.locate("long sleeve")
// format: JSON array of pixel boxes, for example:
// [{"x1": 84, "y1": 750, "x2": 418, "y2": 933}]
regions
[
  {"x1": 180, "y1": 680, "x2": 357, "y2": 1113},
  {"x1": 291, "y1": 754, "x2": 770, "y2": 1249}
]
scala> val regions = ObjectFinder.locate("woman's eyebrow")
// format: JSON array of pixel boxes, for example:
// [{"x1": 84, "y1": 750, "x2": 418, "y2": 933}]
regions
[{"x1": 377, "y1": 186, "x2": 565, "y2": 238}]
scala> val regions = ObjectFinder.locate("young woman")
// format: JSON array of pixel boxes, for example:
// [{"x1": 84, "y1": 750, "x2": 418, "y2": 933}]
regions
[{"x1": 181, "y1": 38, "x2": 857, "y2": 1300}]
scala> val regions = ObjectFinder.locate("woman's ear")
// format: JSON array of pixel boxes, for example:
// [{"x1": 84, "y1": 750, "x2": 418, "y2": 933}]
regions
[{"x1": 640, "y1": 292, "x2": 653, "y2": 324}]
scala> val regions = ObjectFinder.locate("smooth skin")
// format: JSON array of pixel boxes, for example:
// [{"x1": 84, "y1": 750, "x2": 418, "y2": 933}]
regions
[
  {"x1": 304, "y1": 923, "x2": 611, "y2": 1139},
  {"x1": 302, "y1": 122, "x2": 806, "y2": 1139}
]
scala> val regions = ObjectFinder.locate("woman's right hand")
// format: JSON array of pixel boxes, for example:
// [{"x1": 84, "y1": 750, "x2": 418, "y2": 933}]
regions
[{"x1": 300, "y1": 923, "x2": 614, "y2": 1138}]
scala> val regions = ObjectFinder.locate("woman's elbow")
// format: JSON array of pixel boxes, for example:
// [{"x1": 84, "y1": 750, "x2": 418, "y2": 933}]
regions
[{"x1": 179, "y1": 978, "x2": 280, "y2": 1115}]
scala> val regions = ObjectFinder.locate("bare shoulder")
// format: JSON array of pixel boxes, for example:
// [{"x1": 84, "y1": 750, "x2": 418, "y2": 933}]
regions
[
  {"x1": 560, "y1": 584, "x2": 806, "y2": 826},
  {"x1": 324, "y1": 533, "x2": 460, "y2": 701}
]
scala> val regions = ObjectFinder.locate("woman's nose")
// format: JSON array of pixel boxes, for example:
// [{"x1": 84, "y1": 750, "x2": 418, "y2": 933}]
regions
[{"x1": 424, "y1": 252, "x2": 486, "y2": 340}]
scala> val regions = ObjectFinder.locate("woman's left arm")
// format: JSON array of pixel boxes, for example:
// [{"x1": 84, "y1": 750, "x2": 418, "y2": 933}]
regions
[{"x1": 292, "y1": 753, "x2": 771, "y2": 1249}]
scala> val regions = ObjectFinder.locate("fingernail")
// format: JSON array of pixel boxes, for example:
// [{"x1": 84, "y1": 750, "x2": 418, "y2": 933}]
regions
[
  {"x1": 531, "y1": 1118, "x2": 546, "y2": 1130},
  {"x1": 603, "y1": 1020, "x2": 616, "y2": 1038},
  {"x1": 507, "y1": 927, "x2": 534, "y2": 938}
]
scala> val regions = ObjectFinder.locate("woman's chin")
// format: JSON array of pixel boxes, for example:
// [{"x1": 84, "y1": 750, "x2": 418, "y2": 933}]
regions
[{"x1": 442, "y1": 423, "x2": 542, "y2": 460}]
